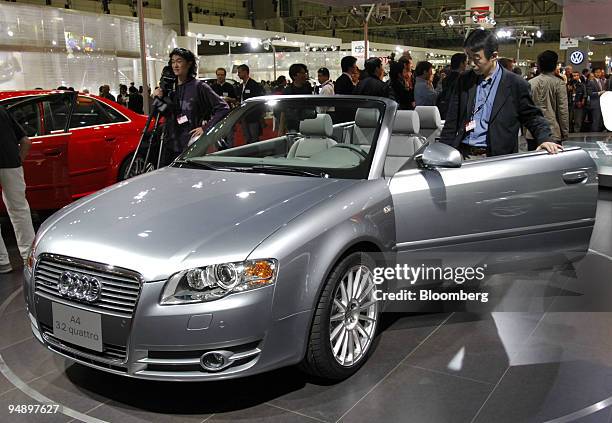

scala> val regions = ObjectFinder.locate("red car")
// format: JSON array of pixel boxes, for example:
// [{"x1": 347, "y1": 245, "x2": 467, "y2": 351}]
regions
[{"x1": 0, "y1": 90, "x2": 151, "y2": 210}]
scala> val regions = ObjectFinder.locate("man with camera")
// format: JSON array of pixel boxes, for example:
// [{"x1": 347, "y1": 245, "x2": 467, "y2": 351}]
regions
[{"x1": 154, "y1": 48, "x2": 229, "y2": 164}]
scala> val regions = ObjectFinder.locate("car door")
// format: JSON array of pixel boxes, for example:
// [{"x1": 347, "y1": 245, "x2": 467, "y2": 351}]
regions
[
  {"x1": 4, "y1": 94, "x2": 72, "y2": 210},
  {"x1": 389, "y1": 147, "x2": 598, "y2": 271},
  {"x1": 63, "y1": 95, "x2": 117, "y2": 198}
]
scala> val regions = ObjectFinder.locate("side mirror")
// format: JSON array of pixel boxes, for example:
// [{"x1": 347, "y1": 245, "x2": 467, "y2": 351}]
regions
[{"x1": 419, "y1": 142, "x2": 462, "y2": 168}]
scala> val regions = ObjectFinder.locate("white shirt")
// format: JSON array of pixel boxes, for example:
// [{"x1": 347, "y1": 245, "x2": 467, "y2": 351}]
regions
[
  {"x1": 318, "y1": 80, "x2": 335, "y2": 96},
  {"x1": 240, "y1": 77, "x2": 250, "y2": 102}
]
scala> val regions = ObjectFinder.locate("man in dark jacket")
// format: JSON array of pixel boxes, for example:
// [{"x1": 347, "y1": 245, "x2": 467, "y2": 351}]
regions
[
  {"x1": 211, "y1": 67, "x2": 237, "y2": 107},
  {"x1": 335, "y1": 56, "x2": 358, "y2": 95},
  {"x1": 587, "y1": 67, "x2": 607, "y2": 132},
  {"x1": 280, "y1": 63, "x2": 314, "y2": 133},
  {"x1": 282, "y1": 63, "x2": 313, "y2": 95},
  {"x1": 440, "y1": 29, "x2": 560, "y2": 158},
  {"x1": 237, "y1": 64, "x2": 265, "y2": 143},
  {"x1": 437, "y1": 53, "x2": 466, "y2": 119},
  {"x1": 127, "y1": 86, "x2": 144, "y2": 114},
  {"x1": 568, "y1": 71, "x2": 586, "y2": 132},
  {"x1": 353, "y1": 57, "x2": 394, "y2": 99}
]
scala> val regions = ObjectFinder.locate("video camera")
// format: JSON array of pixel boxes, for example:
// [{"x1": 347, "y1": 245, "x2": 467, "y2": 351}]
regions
[
  {"x1": 159, "y1": 65, "x2": 176, "y2": 95},
  {"x1": 152, "y1": 65, "x2": 176, "y2": 116}
]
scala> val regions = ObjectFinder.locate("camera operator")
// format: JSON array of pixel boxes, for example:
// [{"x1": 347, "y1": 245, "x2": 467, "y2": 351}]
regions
[{"x1": 154, "y1": 48, "x2": 229, "y2": 164}]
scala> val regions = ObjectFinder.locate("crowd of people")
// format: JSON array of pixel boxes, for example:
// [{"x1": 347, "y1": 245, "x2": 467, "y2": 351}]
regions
[
  {"x1": 204, "y1": 44, "x2": 610, "y2": 140},
  {"x1": 41, "y1": 40, "x2": 611, "y2": 141},
  {"x1": 98, "y1": 83, "x2": 146, "y2": 115}
]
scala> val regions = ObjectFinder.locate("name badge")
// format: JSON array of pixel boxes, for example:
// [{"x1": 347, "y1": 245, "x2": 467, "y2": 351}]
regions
[
  {"x1": 245, "y1": 89, "x2": 251, "y2": 94},
  {"x1": 465, "y1": 120, "x2": 476, "y2": 132},
  {"x1": 177, "y1": 114, "x2": 188, "y2": 125},
  {"x1": 223, "y1": 92, "x2": 228, "y2": 97}
]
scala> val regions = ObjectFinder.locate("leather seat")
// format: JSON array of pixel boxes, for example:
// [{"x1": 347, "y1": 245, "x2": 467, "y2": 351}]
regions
[
  {"x1": 287, "y1": 114, "x2": 337, "y2": 159},
  {"x1": 415, "y1": 105, "x2": 442, "y2": 143},
  {"x1": 384, "y1": 110, "x2": 425, "y2": 177},
  {"x1": 351, "y1": 108, "x2": 380, "y2": 147}
]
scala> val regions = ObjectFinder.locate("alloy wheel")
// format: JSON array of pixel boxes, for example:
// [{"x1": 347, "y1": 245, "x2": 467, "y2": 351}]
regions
[
  {"x1": 329, "y1": 264, "x2": 379, "y2": 367},
  {"x1": 124, "y1": 157, "x2": 155, "y2": 179}
]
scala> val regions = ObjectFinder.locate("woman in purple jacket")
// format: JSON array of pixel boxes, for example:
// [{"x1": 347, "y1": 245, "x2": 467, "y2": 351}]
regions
[{"x1": 155, "y1": 48, "x2": 229, "y2": 164}]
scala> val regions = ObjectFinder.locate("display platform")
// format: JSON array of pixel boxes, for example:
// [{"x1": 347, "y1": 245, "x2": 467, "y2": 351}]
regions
[{"x1": 565, "y1": 133, "x2": 612, "y2": 188}]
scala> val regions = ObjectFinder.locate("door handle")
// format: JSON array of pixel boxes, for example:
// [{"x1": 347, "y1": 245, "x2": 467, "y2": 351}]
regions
[
  {"x1": 43, "y1": 148, "x2": 62, "y2": 157},
  {"x1": 562, "y1": 170, "x2": 588, "y2": 184}
]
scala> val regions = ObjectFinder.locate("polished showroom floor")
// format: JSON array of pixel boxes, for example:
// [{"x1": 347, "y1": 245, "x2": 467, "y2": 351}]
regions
[{"x1": 0, "y1": 189, "x2": 610, "y2": 423}]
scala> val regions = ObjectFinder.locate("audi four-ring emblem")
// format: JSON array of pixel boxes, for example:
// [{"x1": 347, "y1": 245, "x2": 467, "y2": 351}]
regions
[{"x1": 58, "y1": 271, "x2": 101, "y2": 303}]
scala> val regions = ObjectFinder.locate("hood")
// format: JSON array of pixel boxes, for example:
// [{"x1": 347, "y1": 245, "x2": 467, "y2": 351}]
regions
[{"x1": 37, "y1": 167, "x2": 356, "y2": 281}]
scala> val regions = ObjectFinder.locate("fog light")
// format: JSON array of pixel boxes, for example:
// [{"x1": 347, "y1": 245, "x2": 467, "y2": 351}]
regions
[{"x1": 200, "y1": 351, "x2": 231, "y2": 371}]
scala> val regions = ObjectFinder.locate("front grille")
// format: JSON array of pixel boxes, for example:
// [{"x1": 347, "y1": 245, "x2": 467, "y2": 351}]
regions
[
  {"x1": 40, "y1": 322, "x2": 128, "y2": 364},
  {"x1": 34, "y1": 254, "x2": 142, "y2": 318}
]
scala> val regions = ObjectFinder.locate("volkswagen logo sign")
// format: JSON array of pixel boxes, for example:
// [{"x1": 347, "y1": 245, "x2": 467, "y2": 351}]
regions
[
  {"x1": 58, "y1": 271, "x2": 101, "y2": 303},
  {"x1": 570, "y1": 51, "x2": 584, "y2": 65}
]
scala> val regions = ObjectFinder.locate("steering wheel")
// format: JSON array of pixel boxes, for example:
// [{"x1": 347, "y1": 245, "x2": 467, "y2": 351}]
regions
[{"x1": 330, "y1": 144, "x2": 368, "y2": 159}]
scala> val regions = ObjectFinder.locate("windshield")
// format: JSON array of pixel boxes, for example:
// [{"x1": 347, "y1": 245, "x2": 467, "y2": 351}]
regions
[{"x1": 176, "y1": 96, "x2": 387, "y2": 179}]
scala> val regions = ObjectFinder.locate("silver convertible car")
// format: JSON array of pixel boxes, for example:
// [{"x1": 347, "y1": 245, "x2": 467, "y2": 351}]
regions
[{"x1": 24, "y1": 95, "x2": 598, "y2": 381}]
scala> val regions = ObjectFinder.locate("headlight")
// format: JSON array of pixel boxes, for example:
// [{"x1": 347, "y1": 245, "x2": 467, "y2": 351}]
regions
[{"x1": 160, "y1": 259, "x2": 277, "y2": 305}]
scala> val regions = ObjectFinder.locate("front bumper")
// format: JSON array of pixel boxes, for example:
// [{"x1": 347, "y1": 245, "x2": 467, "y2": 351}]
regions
[{"x1": 25, "y1": 264, "x2": 311, "y2": 381}]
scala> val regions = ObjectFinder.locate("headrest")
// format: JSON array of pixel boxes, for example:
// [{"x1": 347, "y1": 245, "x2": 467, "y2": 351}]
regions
[
  {"x1": 299, "y1": 113, "x2": 333, "y2": 137},
  {"x1": 415, "y1": 106, "x2": 442, "y2": 129},
  {"x1": 393, "y1": 110, "x2": 420, "y2": 134},
  {"x1": 355, "y1": 108, "x2": 380, "y2": 128}
]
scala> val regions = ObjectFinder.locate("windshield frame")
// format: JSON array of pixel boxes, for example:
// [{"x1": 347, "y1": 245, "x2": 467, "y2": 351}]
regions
[{"x1": 174, "y1": 95, "x2": 396, "y2": 180}]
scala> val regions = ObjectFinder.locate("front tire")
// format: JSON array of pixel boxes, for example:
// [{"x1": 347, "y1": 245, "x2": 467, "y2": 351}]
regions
[{"x1": 300, "y1": 252, "x2": 381, "y2": 380}]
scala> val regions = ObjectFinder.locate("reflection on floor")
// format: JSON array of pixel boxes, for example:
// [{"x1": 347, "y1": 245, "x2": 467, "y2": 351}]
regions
[{"x1": 0, "y1": 190, "x2": 611, "y2": 423}]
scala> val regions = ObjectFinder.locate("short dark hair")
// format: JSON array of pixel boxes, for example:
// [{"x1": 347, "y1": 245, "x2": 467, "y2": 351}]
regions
[
  {"x1": 216, "y1": 67, "x2": 226, "y2": 75},
  {"x1": 389, "y1": 61, "x2": 404, "y2": 81},
  {"x1": 464, "y1": 29, "x2": 499, "y2": 59},
  {"x1": 397, "y1": 53, "x2": 413, "y2": 67},
  {"x1": 289, "y1": 63, "x2": 308, "y2": 79},
  {"x1": 341, "y1": 56, "x2": 357, "y2": 72},
  {"x1": 317, "y1": 67, "x2": 330, "y2": 77},
  {"x1": 498, "y1": 57, "x2": 514, "y2": 71},
  {"x1": 513, "y1": 67, "x2": 523, "y2": 76},
  {"x1": 592, "y1": 67, "x2": 602, "y2": 73},
  {"x1": 537, "y1": 50, "x2": 558, "y2": 73},
  {"x1": 237, "y1": 64, "x2": 250, "y2": 73},
  {"x1": 450, "y1": 53, "x2": 467, "y2": 71},
  {"x1": 414, "y1": 61, "x2": 433, "y2": 77},
  {"x1": 364, "y1": 57, "x2": 382, "y2": 77},
  {"x1": 169, "y1": 47, "x2": 197, "y2": 78}
]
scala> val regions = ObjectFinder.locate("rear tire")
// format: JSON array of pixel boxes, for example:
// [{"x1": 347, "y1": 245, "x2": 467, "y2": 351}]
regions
[
  {"x1": 118, "y1": 154, "x2": 155, "y2": 181},
  {"x1": 300, "y1": 251, "x2": 381, "y2": 380}
]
